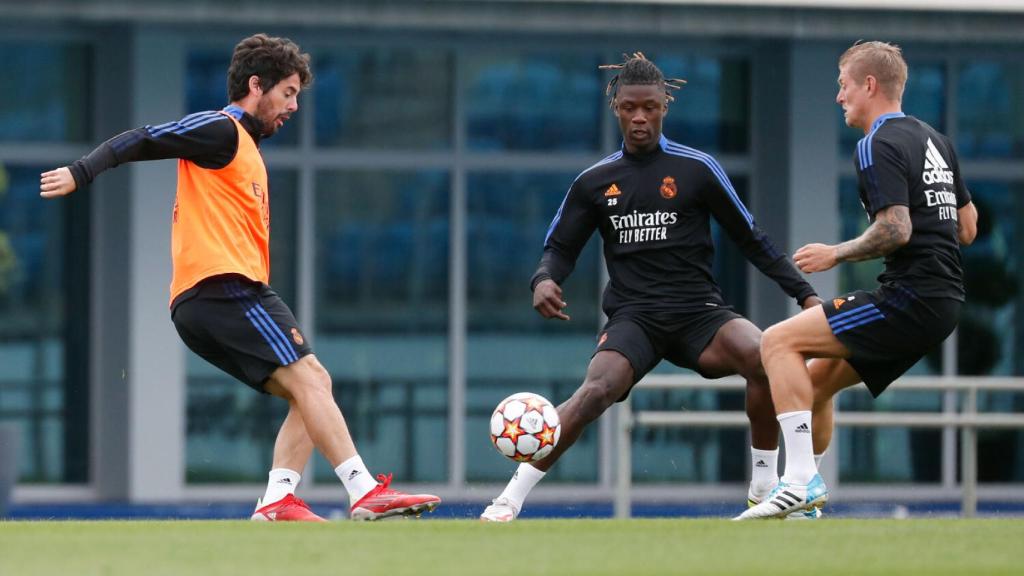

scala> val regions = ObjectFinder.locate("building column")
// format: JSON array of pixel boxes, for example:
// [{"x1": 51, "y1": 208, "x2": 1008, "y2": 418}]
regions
[{"x1": 93, "y1": 27, "x2": 188, "y2": 502}]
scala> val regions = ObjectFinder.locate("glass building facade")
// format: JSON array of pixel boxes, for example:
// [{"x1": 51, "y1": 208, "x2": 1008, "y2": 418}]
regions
[{"x1": 1, "y1": 3, "x2": 1023, "y2": 504}]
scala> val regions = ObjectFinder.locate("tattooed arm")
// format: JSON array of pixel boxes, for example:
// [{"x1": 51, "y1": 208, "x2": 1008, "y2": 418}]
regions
[{"x1": 793, "y1": 205, "x2": 912, "y2": 273}]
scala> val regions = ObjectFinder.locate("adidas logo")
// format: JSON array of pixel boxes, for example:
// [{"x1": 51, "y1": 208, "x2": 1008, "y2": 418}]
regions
[
  {"x1": 755, "y1": 459, "x2": 768, "y2": 468},
  {"x1": 277, "y1": 478, "x2": 293, "y2": 485},
  {"x1": 795, "y1": 423, "x2": 810, "y2": 433},
  {"x1": 348, "y1": 470, "x2": 361, "y2": 481},
  {"x1": 922, "y1": 138, "x2": 954, "y2": 185}
]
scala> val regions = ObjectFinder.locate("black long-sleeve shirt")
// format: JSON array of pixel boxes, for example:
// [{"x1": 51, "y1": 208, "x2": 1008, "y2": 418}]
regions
[
  {"x1": 532, "y1": 134, "x2": 817, "y2": 315},
  {"x1": 67, "y1": 105, "x2": 264, "y2": 189}
]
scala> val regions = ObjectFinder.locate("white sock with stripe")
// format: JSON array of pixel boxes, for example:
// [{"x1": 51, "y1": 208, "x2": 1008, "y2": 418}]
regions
[
  {"x1": 497, "y1": 463, "x2": 546, "y2": 513},
  {"x1": 778, "y1": 410, "x2": 817, "y2": 485},
  {"x1": 336, "y1": 455, "x2": 379, "y2": 505},
  {"x1": 262, "y1": 468, "x2": 300, "y2": 506},
  {"x1": 750, "y1": 447, "x2": 780, "y2": 499}
]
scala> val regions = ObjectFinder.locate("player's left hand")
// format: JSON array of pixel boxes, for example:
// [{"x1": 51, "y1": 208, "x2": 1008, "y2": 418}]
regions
[
  {"x1": 793, "y1": 243, "x2": 838, "y2": 273},
  {"x1": 40, "y1": 167, "x2": 77, "y2": 198}
]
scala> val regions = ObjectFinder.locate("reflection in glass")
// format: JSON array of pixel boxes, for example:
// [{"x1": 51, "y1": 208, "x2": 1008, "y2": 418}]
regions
[
  {"x1": 0, "y1": 165, "x2": 75, "y2": 482},
  {"x1": 651, "y1": 55, "x2": 750, "y2": 154},
  {"x1": 0, "y1": 44, "x2": 92, "y2": 142},
  {"x1": 465, "y1": 53, "x2": 602, "y2": 151},
  {"x1": 315, "y1": 49, "x2": 452, "y2": 149},
  {"x1": 465, "y1": 171, "x2": 601, "y2": 482},
  {"x1": 314, "y1": 170, "x2": 450, "y2": 482},
  {"x1": 957, "y1": 61, "x2": 1024, "y2": 159},
  {"x1": 186, "y1": 50, "x2": 299, "y2": 148},
  {"x1": 185, "y1": 171, "x2": 299, "y2": 483}
]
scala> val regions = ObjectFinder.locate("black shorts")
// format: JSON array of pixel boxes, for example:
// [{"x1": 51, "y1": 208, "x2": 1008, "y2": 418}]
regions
[
  {"x1": 824, "y1": 282, "x2": 961, "y2": 397},
  {"x1": 595, "y1": 305, "x2": 744, "y2": 399},
  {"x1": 171, "y1": 274, "x2": 313, "y2": 393}
]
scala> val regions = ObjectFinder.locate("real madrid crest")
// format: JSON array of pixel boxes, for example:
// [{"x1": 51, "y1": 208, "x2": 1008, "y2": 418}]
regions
[{"x1": 660, "y1": 176, "x2": 677, "y2": 199}]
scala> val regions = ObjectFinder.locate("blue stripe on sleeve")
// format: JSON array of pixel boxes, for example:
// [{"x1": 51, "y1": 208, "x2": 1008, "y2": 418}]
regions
[
  {"x1": 147, "y1": 111, "x2": 228, "y2": 138},
  {"x1": 543, "y1": 151, "x2": 622, "y2": 246},
  {"x1": 661, "y1": 137, "x2": 754, "y2": 229}
]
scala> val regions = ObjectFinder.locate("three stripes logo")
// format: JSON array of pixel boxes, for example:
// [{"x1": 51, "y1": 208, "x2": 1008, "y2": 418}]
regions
[
  {"x1": 828, "y1": 303, "x2": 885, "y2": 336},
  {"x1": 755, "y1": 459, "x2": 768, "y2": 468},
  {"x1": 795, "y1": 423, "x2": 810, "y2": 434},
  {"x1": 922, "y1": 138, "x2": 954, "y2": 185},
  {"x1": 771, "y1": 490, "x2": 803, "y2": 512}
]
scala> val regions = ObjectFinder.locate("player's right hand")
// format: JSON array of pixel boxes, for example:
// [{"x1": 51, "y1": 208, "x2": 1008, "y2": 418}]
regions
[
  {"x1": 40, "y1": 167, "x2": 77, "y2": 198},
  {"x1": 533, "y1": 279, "x2": 570, "y2": 321}
]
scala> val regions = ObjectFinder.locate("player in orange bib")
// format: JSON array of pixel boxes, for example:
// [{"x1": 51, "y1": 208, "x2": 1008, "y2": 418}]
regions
[{"x1": 40, "y1": 33, "x2": 439, "y2": 522}]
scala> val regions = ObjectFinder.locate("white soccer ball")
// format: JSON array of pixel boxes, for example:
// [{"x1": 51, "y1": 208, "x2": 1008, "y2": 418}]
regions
[{"x1": 489, "y1": 392, "x2": 561, "y2": 463}]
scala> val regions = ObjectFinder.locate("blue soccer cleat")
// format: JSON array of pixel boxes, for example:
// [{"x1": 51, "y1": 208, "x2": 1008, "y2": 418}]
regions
[{"x1": 735, "y1": 474, "x2": 829, "y2": 520}]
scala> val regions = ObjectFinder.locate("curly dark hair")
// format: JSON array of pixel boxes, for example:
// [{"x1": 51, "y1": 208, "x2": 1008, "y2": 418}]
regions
[
  {"x1": 600, "y1": 52, "x2": 685, "y2": 108},
  {"x1": 226, "y1": 34, "x2": 312, "y2": 102}
]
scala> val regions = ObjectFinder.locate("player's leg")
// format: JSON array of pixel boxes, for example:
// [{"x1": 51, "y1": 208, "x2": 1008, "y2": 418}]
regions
[
  {"x1": 807, "y1": 358, "x2": 862, "y2": 457},
  {"x1": 483, "y1": 319, "x2": 653, "y2": 522},
  {"x1": 266, "y1": 355, "x2": 441, "y2": 521},
  {"x1": 171, "y1": 280, "x2": 323, "y2": 521},
  {"x1": 481, "y1": 350, "x2": 635, "y2": 522},
  {"x1": 736, "y1": 307, "x2": 849, "y2": 520},
  {"x1": 693, "y1": 317, "x2": 781, "y2": 504}
]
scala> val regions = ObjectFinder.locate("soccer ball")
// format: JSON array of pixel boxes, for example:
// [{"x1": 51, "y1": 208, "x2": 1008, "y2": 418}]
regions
[{"x1": 489, "y1": 392, "x2": 561, "y2": 463}]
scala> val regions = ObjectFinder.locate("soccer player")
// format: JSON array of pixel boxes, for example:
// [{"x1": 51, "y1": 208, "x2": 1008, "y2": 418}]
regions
[
  {"x1": 737, "y1": 41, "x2": 978, "y2": 520},
  {"x1": 39, "y1": 34, "x2": 440, "y2": 522},
  {"x1": 480, "y1": 53, "x2": 821, "y2": 522}
]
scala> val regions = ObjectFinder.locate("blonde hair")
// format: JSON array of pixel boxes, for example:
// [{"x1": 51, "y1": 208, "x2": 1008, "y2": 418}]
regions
[{"x1": 839, "y1": 41, "x2": 908, "y2": 102}]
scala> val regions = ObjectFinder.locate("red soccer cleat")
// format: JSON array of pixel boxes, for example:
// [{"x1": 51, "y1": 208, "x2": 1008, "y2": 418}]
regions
[
  {"x1": 349, "y1": 473, "x2": 441, "y2": 521},
  {"x1": 251, "y1": 493, "x2": 327, "y2": 522}
]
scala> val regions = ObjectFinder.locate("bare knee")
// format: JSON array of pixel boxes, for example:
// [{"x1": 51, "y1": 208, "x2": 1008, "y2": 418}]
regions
[
  {"x1": 760, "y1": 324, "x2": 795, "y2": 363},
  {"x1": 276, "y1": 357, "x2": 333, "y2": 402}
]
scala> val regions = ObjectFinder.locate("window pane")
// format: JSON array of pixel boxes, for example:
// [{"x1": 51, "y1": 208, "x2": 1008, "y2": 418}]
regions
[
  {"x1": 314, "y1": 170, "x2": 450, "y2": 482},
  {"x1": 465, "y1": 53, "x2": 602, "y2": 151},
  {"x1": 651, "y1": 55, "x2": 750, "y2": 154},
  {"x1": 957, "y1": 61, "x2": 1024, "y2": 159},
  {"x1": 957, "y1": 181, "x2": 1024, "y2": 376},
  {"x1": 0, "y1": 44, "x2": 92, "y2": 142},
  {"x1": 185, "y1": 171, "x2": 299, "y2": 483},
  {"x1": 186, "y1": 51, "x2": 299, "y2": 148},
  {"x1": 465, "y1": 171, "x2": 602, "y2": 483},
  {"x1": 315, "y1": 49, "x2": 453, "y2": 149},
  {"x1": 839, "y1": 62, "x2": 945, "y2": 158},
  {"x1": 0, "y1": 164, "x2": 87, "y2": 483},
  {"x1": 960, "y1": 182, "x2": 1024, "y2": 482}
]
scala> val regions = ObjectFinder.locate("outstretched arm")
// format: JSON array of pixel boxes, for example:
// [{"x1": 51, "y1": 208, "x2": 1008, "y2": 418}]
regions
[
  {"x1": 39, "y1": 111, "x2": 238, "y2": 199},
  {"x1": 701, "y1": 161, "x2": 819, "y2": 307},
  {"x1": 794, "y1": 204, "x2": 912, "y2": 273}
]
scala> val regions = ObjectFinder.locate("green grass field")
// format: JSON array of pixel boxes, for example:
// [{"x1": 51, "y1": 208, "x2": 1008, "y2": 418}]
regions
[{"x1": 1, "y1": 519, "x2": 1021, "y2": 575}]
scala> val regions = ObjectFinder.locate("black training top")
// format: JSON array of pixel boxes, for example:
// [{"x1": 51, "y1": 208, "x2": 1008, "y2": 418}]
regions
[
  {"x1": 67, "y1": 105, "x2": 264, "y2": 191},
  {"x1": 853, "y1": 113, "x2": 971, "y2": 301},
  {"x1": 532, "y1": 134, "x2": 817, "y2": 315}
]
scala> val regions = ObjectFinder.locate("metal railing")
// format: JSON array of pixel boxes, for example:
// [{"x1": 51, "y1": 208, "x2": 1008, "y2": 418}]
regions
[{"x1": 614, "y1": 375, "x2": 1024, "y2": 518}]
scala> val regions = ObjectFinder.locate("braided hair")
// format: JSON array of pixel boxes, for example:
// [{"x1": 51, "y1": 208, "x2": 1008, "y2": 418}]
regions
[{"x1": 600, "y1": 52, "x2": 686, "y2": 107}]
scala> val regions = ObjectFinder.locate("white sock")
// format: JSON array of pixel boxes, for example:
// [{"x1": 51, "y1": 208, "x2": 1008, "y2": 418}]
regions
[
  {"x1": 778, "y1": 411, "x2": 817, "y2": 485},
  {"x1": 749, "y1": 447, "x2": 779, "y2": 498},
  {"x1": 814, "y1": 451, "x2": 826, "y2": 469},
  {"x1": 497, "y1": 463, "x2": 546, "y2": 512},
  {"x1": 261, "y1": 468, "x2": 300, "y2": 506},
  {"x1": 335, "y1": 455, "x2": 379, "y2": 505}
]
